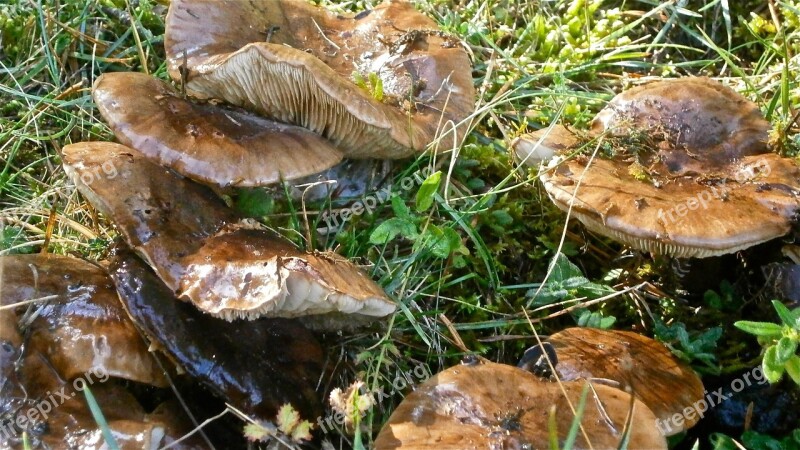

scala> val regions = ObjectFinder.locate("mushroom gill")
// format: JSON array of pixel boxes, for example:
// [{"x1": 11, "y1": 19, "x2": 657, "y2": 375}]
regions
[{"x1": 165, "y1": 0, "x2": 475, "y2": 158}]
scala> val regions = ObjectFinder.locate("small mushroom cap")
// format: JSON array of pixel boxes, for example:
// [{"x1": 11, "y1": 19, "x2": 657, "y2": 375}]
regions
[
  {"x1": 62, "y1": 142, "x2": 394, "y2": 327},
  {"x1": 374, "y1": 359, "x2": 667, "y2": 449},
  {"x1": 180, "y1": 227, "x2": 395, "y2": 321},
  {"x1": 511, "y1": 125, "x2": 580, "y2": 167},
  {"x1": 591, "y1": 77, "x2": 770, "y2": 174},
  {"x1": 0, "y1": 254, "x2": 167, "y2": 387},
  {"x1": 109, "y1": 248, "x2": 324, "y2": 421},
  {"x1": 93, "y1": 72, "x2": 343, "y2": 187},
  {"x1": 541, "y1": 327, "x2": 705, "y2": 435},
  {"x1": 165, "y1": 0, "x2": 475, "y2": 158}
]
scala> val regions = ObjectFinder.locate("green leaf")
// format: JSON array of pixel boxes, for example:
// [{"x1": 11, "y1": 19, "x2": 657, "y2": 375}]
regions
[
  {"x1": 775, "y1": 336, "x2": 798, "y2": 365},
  {"x1": 414, "y1": 225, "x2": 451, "y2": 259},
  {"x1": 785, "y1": 355, "x2": 800, "y2": 386},
  {"x1": 763, "y1": 345, "x2": 785, "y2": 383},
  {"x1": 275, "y1": 403, "x2": 300, "y2": 435},
  {"x1": 415, "y1": 171, "x2": 442, "y2": 212},
  {"x1": 390, "y1": 195, "x2": 413, "y2": 221},
  {"x1": 369, "y1": 218, "x2": 417, "y2": 245},
  {"x1": 772, "y1": 300, "x2": 799, "y2": 329},
  {"x1": 734, "y1": 321, "x2": 784, "y2": 338}
]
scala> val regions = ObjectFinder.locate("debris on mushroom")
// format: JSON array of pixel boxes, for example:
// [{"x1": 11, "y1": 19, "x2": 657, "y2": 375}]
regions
[
  {"x1": 109, "y1": 247, "x2": 324, "y2": 421},
  {"x1": 61, "y1": 142, "x2": 394, "y2": 327},
  {"x1": 93, "y1": 71, "x2": 344, "y2": 187},
  {"x1": 374, "y1": 359, "x2": 667, "y2": 449},
  {"x1": 534, "y1": 77, "x2": 800, "y2": 258},
  {"x1": 0, "y1": 254, "x2": 167, "y2": 387},
  {"x1": 520, "y1": 327, "x2": 704, "y2": 436},
  {"x1": 165, "y1": 0, "x2": 476, "y2": 158}
]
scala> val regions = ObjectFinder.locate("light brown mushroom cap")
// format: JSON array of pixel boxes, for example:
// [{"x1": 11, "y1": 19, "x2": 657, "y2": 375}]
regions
[
  {"x1": 374, "y1": 359, "x2": 667, "y2": 449},
  {"x1": 538, "y1": 78, "x2": 800, "y2": 258},
  {"x1": 93, "y1": 72, "x2": 343, "y2": 187},
  {"x1": 0, "y1": 254, "x2": 167, "y2": 387},
  {"x1": 179, "y1": 226, "x2": 396, "y2": 321},
  {"x1": 545, "y1": 327, "x2": 704, "y2": 435},
  {"x1": 62, "y1": 142, "x2": 394, "y2": 327},
  {"x1": 164, "y1": 0, "x2": 475, "y2": 158},
  {"x1": 511, "y1": 124, "x2": 581, "y2": 167}
]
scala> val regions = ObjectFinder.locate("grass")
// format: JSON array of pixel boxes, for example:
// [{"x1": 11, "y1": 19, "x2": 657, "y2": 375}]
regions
[{"x1": 2, "y1": 0, "x2": 800, "y2": 449}]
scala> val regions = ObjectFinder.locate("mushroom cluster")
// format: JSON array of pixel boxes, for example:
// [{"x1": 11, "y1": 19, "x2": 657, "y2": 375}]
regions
[
  {"x1": 513, "y1": 77, "x2": 800, "y2": 258},
  {"x1": 4, "y1": 1, "x2": 478, "y2": 447}
]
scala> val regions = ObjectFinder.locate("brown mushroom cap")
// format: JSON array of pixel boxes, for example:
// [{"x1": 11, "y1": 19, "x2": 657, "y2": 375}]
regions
[
  {"x1": 164, "y1": 0, "x2": 475, "y2": 158},
  {"x1": 93, "y1": 71, "x2": 343, "y2": 187},
  {"x1": 511, "y1": 124, "x2": 581, "y2": 168},
  {"x1": 538, "y1": 78, "x2": 800, "y2": 258},
  {"x1": 375, "y1": 359, "x2": 666, "y2": 449},
  {"x1": 543, "y1": 327, "x2": 705, "y2": 435},
  {"x1": 0, "y1": 254, "x2": 167, "y2": 387},
  {"x1": 109, "y1": 248, "x2": 324, "y2": 421},
  {"x1": 61, "y1": 142, "x2": 394, "y2": 326}
]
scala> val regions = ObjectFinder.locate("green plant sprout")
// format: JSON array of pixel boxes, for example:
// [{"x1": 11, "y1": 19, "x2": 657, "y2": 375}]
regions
[{"x1": 735, "y1": 300, "x2": 800, "y2": 385}]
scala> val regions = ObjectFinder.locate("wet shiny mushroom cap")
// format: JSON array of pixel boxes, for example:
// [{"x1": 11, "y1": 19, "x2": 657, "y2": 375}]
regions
[
  {"x1": 538, "y1": 78, "x2": 800, "y2": 258},
  {"x1": 531, "y1": 327, "x2": 705, "y2": 435},
  {"x1": 2, "y1": 351, "x2": 200, "y2": 450},
  {"x1": 62, "y1": 142, "x2": 394, "y2": 327},
  {"x1": 0, "y1": 254, "x2": 167, "y2": 387},
  {"x1": 109, "y1": 248, "x2": 324, "y2": 421},
  {"x1": 374, "y1": 359, "x2": 667, "y2": 449},
  {"x1": 93, "y1": 72, "x2": 343, "y2": 187},
  {"x1": 165, "y1": 0, "x2": 475, "y2": 158}
]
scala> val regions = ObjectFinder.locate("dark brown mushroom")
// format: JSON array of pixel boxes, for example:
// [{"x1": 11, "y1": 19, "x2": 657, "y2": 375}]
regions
[
  {"x1": 61, "y1": 142, "x2": 394, "y2": 326},
  {"x1": 374, "y1": 359, "x2": 667, "y2": 449},
  {"x1": 164, "y1": 0, "x2": 475, "y2": 158},
  {"x1": 93, "y1": 71, "x2": 344, "y2": 187},
  {"x1": 0, "y1": 254, "x2": 166, "y2": 387},
  {"x1": 530, "y1": 78, "x2": 800, "y2": 258},
  {"x1": 520, "y1": 327, "x2": 705, "y2": 436},
  {"x1": 109, "y1": 247, "x2": 324, "y2": 421}
]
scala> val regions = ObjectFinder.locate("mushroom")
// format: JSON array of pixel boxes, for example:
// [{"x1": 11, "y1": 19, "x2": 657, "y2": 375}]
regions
[
  {"x1": 520, "y1": 327, "x2": 705, "y2": 436},
  {"x1": 93, "y1": 71, "x2": 344, "y2": 187},
  {"x1": 61, "y1": 142, "x2": 394, "y2": 327},
  {"x1": 164, "y1": 0, "x2": 475, "y2": 158},
  {"x1": 0, "y1": 254, "x2": 167, "y2": 387},
  {"x1": 521, "y1": 77, "x2": 800, "y2": 258},
  {"x1": 109, "y1": 247, "x2": 324, "y2": 421},
  {"x1": 374, "y1": 358, "x2": 667, "y2": 449},
  {"x1": 1, "y1": 350, "x2": 202, "y2": 449},
  {"x1": 511, "y1": 124, "x2": 580, "y2": 168}
]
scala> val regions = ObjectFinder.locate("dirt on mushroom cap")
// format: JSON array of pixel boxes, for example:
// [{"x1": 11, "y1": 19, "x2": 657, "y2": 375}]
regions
[{"x1": 164, "y1": 0, "x2": 476, "y2": 158}]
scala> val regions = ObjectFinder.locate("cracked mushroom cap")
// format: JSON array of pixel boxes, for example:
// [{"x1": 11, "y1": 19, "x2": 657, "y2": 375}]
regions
[
  {"x1": 164, "y1": 0, "x2": 475, "y2": 158},
  {"x1": 0, "y1": 254, "x2": 167, "y2": 387},
  {"x1": 93, "y1": 72, "x2": 343, "y2": 187},
  {"x1": 61, "y1": 142, "x2": 394, "y2": 327},
  {"x1": 522, "y1": 327, "x2": 704, "y2": 436},
  {"x1": 374, "y1": 359, "x2": 667, "y2": 449},
  {"x1": 539, "y1": 78, "x2": 800, "y2": 258}
]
